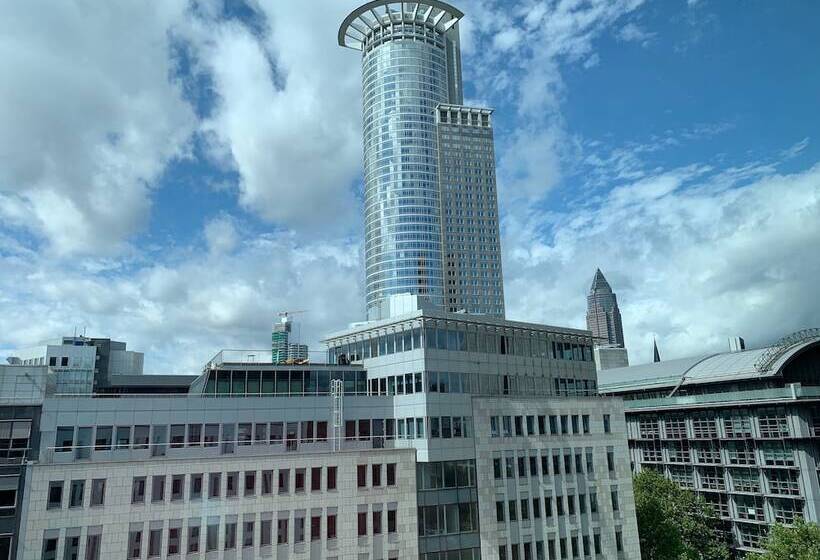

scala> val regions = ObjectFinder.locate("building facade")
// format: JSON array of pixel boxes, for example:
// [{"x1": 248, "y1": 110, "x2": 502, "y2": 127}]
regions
[
  {"x1": 599, "y1": 329, "x2": 820, "y2": 554},
  {"x1": 586, "y1": 270, "x2": 627, "y2": 371},
  {"x1": 339, "y1": 1, "x2": 505, "y2": 319}
]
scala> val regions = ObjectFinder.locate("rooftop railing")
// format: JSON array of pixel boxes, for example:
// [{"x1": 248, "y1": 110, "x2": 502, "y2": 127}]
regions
[{"x1": 623, "y1": 384, "x2": 820, "y2": 411}]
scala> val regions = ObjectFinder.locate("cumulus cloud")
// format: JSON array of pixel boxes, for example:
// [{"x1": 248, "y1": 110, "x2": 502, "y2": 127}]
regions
[
  {"x1": 188, "y1": 0, "x2": 364, "y2": 235},
  {"x1": 0, "y1": 1, "x2": 197, "y2": 255},
  {"x1": 504, "y1": 160, "x2": 820, "y2": 364}
]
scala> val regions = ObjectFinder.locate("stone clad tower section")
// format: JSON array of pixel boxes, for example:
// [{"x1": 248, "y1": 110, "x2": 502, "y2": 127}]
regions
[{"x1": 341, "y1": 1, "x2": 506, "y2": 320}]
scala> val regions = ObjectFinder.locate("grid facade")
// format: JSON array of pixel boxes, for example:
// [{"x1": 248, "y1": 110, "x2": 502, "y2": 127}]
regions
[{"x1": 437, "y1": 105, "x2": 504, "y2": 316}]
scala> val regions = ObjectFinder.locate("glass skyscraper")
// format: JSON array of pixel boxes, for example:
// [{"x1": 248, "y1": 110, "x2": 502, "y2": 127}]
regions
[{"x1": 339, "y1": 1, "x2": 505, "y2": 320}]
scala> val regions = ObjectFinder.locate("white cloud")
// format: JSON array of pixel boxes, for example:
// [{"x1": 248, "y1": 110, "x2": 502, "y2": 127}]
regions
[
  {"x1": 204, "y1": 213, "x2": 239, "y2": 255},
  {"x1": 188, "y1": 0, "x2": 364, "y2": 236},
  {"x1": 616, "y1": 22, "x2": 657, "y2": 46},
  {"x1": 504, "y1": 162, "x2": 820, "y2": 365},
  {"x1": 0, "y1": 1, "x2": 197, "y2": 255}
]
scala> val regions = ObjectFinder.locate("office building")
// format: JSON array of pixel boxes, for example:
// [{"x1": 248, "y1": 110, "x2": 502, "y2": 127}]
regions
[
  {"x1": 599, "y1": 328, "x2": 820, "y2": 554},
  {"x1": 586, "y1": 270, "x2": 628, "y2": 371},
  {"x1": 272, "y1": 316, "x2": 309, "y2": 365},
  {"x1": 339, "y1": 0, "x2": 505, "y2": 320}
]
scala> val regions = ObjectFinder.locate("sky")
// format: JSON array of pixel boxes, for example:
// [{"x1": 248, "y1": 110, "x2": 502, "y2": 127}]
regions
[{"x1": 1, "y1": 0, "x2": 818, "y2": 373}]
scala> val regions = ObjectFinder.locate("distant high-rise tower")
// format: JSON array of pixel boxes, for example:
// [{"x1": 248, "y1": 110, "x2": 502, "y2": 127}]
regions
[
  {"x1": 587, "y1": 269, "x2": 628, "y2": 370},
  {"x1": 587, "y1": 269, "x2": 626, "y2": 347},
  {"x1": 339, "y1": 1, "x2": 505, "y2": 320},
  {"x1": 272, "y1": 314, "x2": 309, "y2": 364}
]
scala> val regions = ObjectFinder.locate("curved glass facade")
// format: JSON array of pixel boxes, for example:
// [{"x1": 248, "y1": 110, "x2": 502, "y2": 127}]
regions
[{"x1": 361, "y1": 26, "x2": 451, "y2": 314}]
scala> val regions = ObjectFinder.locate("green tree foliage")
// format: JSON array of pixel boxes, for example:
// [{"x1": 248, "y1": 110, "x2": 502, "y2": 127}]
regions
[
  {"x1": 633, "y1": 470, "x2": 730, "y2": 560},
  {"x1": 750, "y1": 518, "x2": 820, "y2": 560}
]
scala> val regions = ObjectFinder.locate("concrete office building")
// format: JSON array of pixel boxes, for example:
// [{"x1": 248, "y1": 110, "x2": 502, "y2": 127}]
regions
[
  {"x1": 339, "y1": 0, "x2": 504, "y2": 319},
  {"x1": 8, "y1": 316, "x2": 642, "y2": 560},
  {"x1": 599, "y1": 329, "x2": 820, "y2": 554},
  {"x1": 586, "y1": 271, "x2": 628, "y2": 371}
]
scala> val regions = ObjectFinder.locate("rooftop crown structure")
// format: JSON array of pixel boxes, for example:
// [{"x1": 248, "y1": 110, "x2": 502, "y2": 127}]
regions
[{"x1": 340, "y1": 0, "x2": 505, "y2": 320}]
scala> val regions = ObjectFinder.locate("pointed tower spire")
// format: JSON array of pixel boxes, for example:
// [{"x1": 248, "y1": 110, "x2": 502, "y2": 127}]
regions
[
  {"x1": 653, "y1": 337, "x2": 661, "y2": 363},
  {"x1": 589, "y1": 268, "x2": 613, "y2": 294}
]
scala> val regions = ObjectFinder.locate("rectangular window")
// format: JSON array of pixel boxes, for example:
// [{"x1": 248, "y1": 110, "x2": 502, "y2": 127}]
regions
[
  {"x1": 209, "y1": 473, "x2": 221, "y2": 498},
  {"x1": 327, "y1": 514, "x2": 337, "y2": 539},
  {"x1": 170, "y1": 424, "x2": 185, "y2": 448},
  {"x1": 357, "y1": 511, "x2": 367, "y2": 536},
  {"x1": 151, "y1": 476, "x2": 165, "y2": 503},
  {"x1": 327, "y1": 466, "x2": 337, "y2": 490},
  {"x1": 311, "y1": 467, "x2": 321, "y2": 491},
  {"x1": 295, "y1": 468, "x2": 305, "y2": 492},
  {"x1": 203, "y1": 424, "x2": 219, "y2": 447},
  {"x1": 243, "y1": 521, "x2": 254, "y2": 548},
  {"x1": 187, "y1": 424, "x2": 202, "y2": 447},
  {"x1": 94, "y1": 426, "x2": 112, "y2": 451},
  {"x1": 603, "y1": 414, "x2": 611, "y2": 433},
  {"x1": 372, "y1": 510, "x2": 382, "y2": 534},
  {"x1": 357, "y1": 465, "x2": 367, "y2": 488},
  {"x1": 496, "y1": 500, "x2": 505, "y2": 522},
  {"x1": 127, "y1": 531, "x2": 141, "y2": 559},
  {"x1": 171, "y1": 475, "x2": 184, "y2": 502},
  {"x1": 294, "y1": 516, "x2": 305, "y2": 543},
  {"x1": 224, "y1": 522, "x2": 236, "y2": 550},
  {"x1": 56, "y1": 426, "x2": 74, "y2": 452},
  {"x1": 131, "y1": 477, "x2": 146, "y2": 504},
  {"x1": 278, "y1": 518, "x2": 291, "y2": 545},
  {"x1": 133, "y1": 425, "x2": 149, "y2": 449},
  {"x1": 262, "y1": 470, "x2": 273, "y2": 495},
  {"x1": 302, "y1": 516, "x2": 316, "y2": 543},
  {"x1": 278, "y1": 469, "x2": 289, "y2": 494},
  {"x1": 188, "y1": 524, "x2": 200, "y2": 553},
  {"x1": 372, "y1": 464, "x2": 382, "y2": 487},
  {"x1": 206, "y1": 523, "x2": 218, "y2": 552},
  {"x1": 69, "y1": 479, "x2": 84, "y2": 508},
  {"x1": 387, "y1": 508, "x2": 397, "y2": 533},
  {"x1": 116, "y1": 426, "x2": 131, "y2": 449},
  {"x1": 148, "y1": 528, "x2": 161, "y2": 557},
  {"x1": 244, "y1": 471, "x2": 255, "y2": 496},
  {"x1": 90, "y1": 479, "x2": 105, "y2": 507},
  {"x1": 85, "y1": 533, "x2": 101, "y2": 560},
  {"x1": 167, "y1": 528, "x2": 179, "y2": 556},
  {"x1": 260, "y1": 520, "x2": 272, "y2": 547},
  {"x1": 226, "y1": 472, "x2": 238, "y2": 497},
  {"x1": 47, "y1": 481, "x2": 63, "y2": 509},
  {"x1": 190, "y1": 474, "x2": 203, "y2": 500}
]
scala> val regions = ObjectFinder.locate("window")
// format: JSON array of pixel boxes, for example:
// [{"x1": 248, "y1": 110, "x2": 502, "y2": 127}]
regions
[
  {"x1": 327, "y1": 514, "x2": 337, "y2": 540},
  {"x1": 90, "y1": 479, "x2": 105, "y2": 507},
  {"x1": 311, "y1": 515, "x2": 321, "y2": 541},
  {"x1": 278, "y1": 469, "x2": 289, "y2": 494},
  {"x1": 603, "y1": 415, "x2": 611, "y2": 433},
  {"x1": 372, "y1": 510, "x2": 382, "y2": 534},
  {"x1": 190, "y1": 474, "x2": 203, "y2": 500},
  {"x1": 94, "y1": 426, "x2": 112, "y2": 451},
  {"x1": 611, "y1": 488, "x2": 620, "y2": 512},
  {"x1": 276, "y1": 518, "x2": 287, "y2": 544},
  {"x1": 521, "y1": 498, "x2": 530, "y2": 520},
  {"x1": 311, "y1": 467, "x2": 321, "y2": 491},
  {"x1": 327, "y1": 466, "x2": 337, "y2": 490},
  {"x1": 357, "y1": 465, "x2": 367, "y2": 488},
  {"x1": 85, "y1": 533, "x2": 101, "y2": 560},
  {"x1": 224, "y1": 522, "x2": 236, "y2": 550},
  {"x1": 169, "y1": 425, "x2": 185, "y2": 448},
  {"x1": 151, "y1": 476, "x2": 165, "y2": 503},
  {"x1": 244, "y1": 520, "x2": 255, "y2": 548},
  {"x1": 294, "y1": 516, "x2": 305, "y2": 543},
  {"x1": 357, "y1": 511, "x2": 367, "y2": 536},
  {"x1": 372, "y1": 464, "x2": 382, "y2": 487},
  {"x1": 131, "y1": 477, "x2": 146, "y2": 504},
  {"x1": 56, "y1": 426, "x2": 74, "y2": 452},
  {"x1": 496, "y1": 500, "x2": 505, "y2": 522},
  {"x1": 171, "y1": 475, "x2": 184, "y2": 501},
  {"x1": 209, "y1": 473, "x2": 221, "y2": 498},
  {"x1": 607, "y1": 450, "x2": 615, "y2": 472},
  {"x1": 260, "y1": 520, "x2": 272, "y2": 547},
  {"x1": 494, "y1": 458, "x2": 502, "y2": 479},
  {"x1": 295, "y1": 469, "x2": 305, "y2": 492},
  {"x1": 204, "y1": 424, "x2": 219, "y2": 447},
  {"x1": 226, "y1": 472, "x2": 238, "y2": 497},
  {"x1": 128, "y1": 531, "x2": 141, "y2": 559},
  {"x1": 261, "y1": 470, "x2": 273, "y2": 495},
  {"x1": 48, "y1": 481, "x2": 63, "y2": 509},
  {"x1": 244, "y1": 471, "x2": 256, "y2": 496},
  {"x1": 387, "y1": 508, "x2": 397, "y2": 533},
  {"x1": 116, "y1": 426, "x2": 131, "y2": 449},
  {"x1": 187, "y1": 424, "x2": 202, "y2": 447},
  {"x1": 206, "y1": 523, "x2": 218, "y2": 552},
  {"x1": 508, "y1": 500, "x2": 517, "y2": 521},
  {"x1": 148, "y1": 528, "x2": 161, "y2": 557},
  {"x1": 167, "y1": 528, "x2": 180, "y2": 556},
  {"x1": 387, "y1": 463, "x2": 396, "y2": 486},
  {"x1": 582, "y1": 415, "x2": 590, "y2": 434},
  {"x1": 188, "y1": 525, "x2": 200, "y2": 553},
  {"x1": 69, "y1": 479, "x2": 84, "y2": 508}
]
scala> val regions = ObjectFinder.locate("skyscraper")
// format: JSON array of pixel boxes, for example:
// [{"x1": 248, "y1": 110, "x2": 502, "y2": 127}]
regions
[
  {"x1": 587, "y1": 269, "x2": 629, "y2": 370},
  {"x1": 586, "y1": 269, "x2": 626, "y2": 347},
  {"x1": 339, "y1": 0, "x2": 504, "y2": 320}
]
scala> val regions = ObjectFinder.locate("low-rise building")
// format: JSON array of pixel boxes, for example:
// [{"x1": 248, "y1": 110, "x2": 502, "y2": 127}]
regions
[{"x1": 599, "y1": 329, "x2": 820, "y2": 554}]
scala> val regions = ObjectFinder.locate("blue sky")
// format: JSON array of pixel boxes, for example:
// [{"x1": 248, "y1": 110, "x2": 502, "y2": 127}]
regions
[{"x1": 1, "y1": 0, "x2": 818, "y2": 372}]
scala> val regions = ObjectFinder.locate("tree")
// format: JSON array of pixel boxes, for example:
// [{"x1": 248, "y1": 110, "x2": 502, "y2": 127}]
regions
[
  {"x1": 750, "y1": 518, "x2": 820, "y2": 560},
  {"x1": 633, "y1": 470, "x2": 730, "y2": 560}
]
